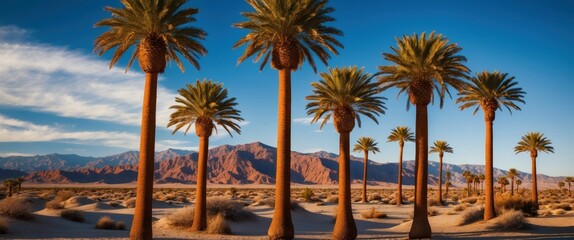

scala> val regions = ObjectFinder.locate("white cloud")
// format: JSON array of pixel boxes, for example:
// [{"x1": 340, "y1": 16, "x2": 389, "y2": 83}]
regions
[
  {"x1": 0, "y1": 25, "x2": 28, "y2": 42},
  {"x1": 0, "y1": 26, "x2": 176, "y2": 127},
  {"x1": 0, "y1": 114, "x2": 139, "y2": 149},
  {"x1": 302, "y1": 148, "x2": 323, "y2": 153},
  {"x1": 293, "y1": 117, "x2": 314, "y2": 124},
  {"x1": 156, "y1": 139, "x2": 198, "y2": 151},
  {"x1": 0, "y1": 152, "x2": 36, "y2": 157}
]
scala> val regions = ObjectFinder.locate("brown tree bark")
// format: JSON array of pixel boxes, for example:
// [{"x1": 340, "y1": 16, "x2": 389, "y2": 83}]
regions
[
  {"x1": 397, "y1": 143, "x2": 404, "y2": 206},
  {"x1": 268, "y1": 69, "x2": 294, "y2": 240},
  {"x1": 333, "y1": 132, "x2": 357, "y2": 240},
  {"x1": 130, "y1": 73, "x2": 157, "y2": 240},
  {"x1": 409, "y1": 104, "x2": 431, "y2": 239},
  {"x1": 191, "y1": 135, "x2": 209, "y2": 231},
  {"x1": 438, "y1": 153, "x2": 443, "y2": 205},
  {"x1": 510, "y1": 177, "x2": 515, "y2": 196},
  {"x1": 362, "y1": 151, "x2": 368, "y2": 203},
  {"x1": 483, "y1": 119, "x2": 496, "y2": 220},
  {"x1": 531, "y1": 150, "x2": 539, "y2": 209}
]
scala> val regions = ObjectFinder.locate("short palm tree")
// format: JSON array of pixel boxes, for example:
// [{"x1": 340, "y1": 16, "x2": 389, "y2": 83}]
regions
[
  {"x1": 379, "y1": 32, "x2": 470, "y2": 238},
  {"x1": 233, "y1": 1, "x2": 343, "y2": 238},
  {"x1": 514, "y1": 132, "x2": 554, "y2": 209},
  {"x1": 498, "y1": 176, "x2": 509, "y2": 193},
  {"x1": 167, "y1": 80, "x2": 242, "y2": 231},
  {"x1": 387, "y1": 126, "x2": 414, "y2": 205},
  {"x1": 3, "y1": 179, "x2": 14, "y2": 197},
  {"x1": 306, "y1": 66, "x2": 386, "y2": 240},
  {"x1": 515, "y1": 179, "x2": 523, "y2": 193},
  {"x1": 558, "y1": 182, "x2": 566, "y2": 190},
  {"x1": 353, "y1": 137, "x2": 380, "y2": 203},
  {"x1": 507, "y1": 168, "x2": 519, "y2": 196},
  {"x1": 462, "y1": 170, "x2": 473, "y2": 197},
  {"x1": 456, "y1": 70, "x2": 525, "y2": 220},
  {"x1": 429, "y1": 140, "x2": 453, "y2": 204},
  {"x1": 94, "y1": 1, "x2": 207, "y2": 238},
  {"x1": 479, "y1": 174, "x2": 486, "y2": 195},
  {"x1": 445, "y1": 171, "x2": 452, "y2": 198},
  {"x1": 566, "y1": 177, "x2": 574, "y2": 196}
]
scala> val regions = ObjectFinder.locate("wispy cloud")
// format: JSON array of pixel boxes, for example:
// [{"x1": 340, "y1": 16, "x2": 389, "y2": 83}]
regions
[
  {"x1": 0, "y1": 114, "x2": 139, "y2": 149},
  {"x1": 0, "y1": 152, "x2": 36, "y2": 157},
  {"x1": 0, "y1": 26, "x2": 176, "y2": 127},
  {"x1": 293, "y1": 117, "x2": 314, "y2": 124}
]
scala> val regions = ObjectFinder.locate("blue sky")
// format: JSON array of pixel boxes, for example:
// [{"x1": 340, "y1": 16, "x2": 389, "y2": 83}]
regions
[{"x1": 0, "y1": 0, "x2": 573, "y2": 177}]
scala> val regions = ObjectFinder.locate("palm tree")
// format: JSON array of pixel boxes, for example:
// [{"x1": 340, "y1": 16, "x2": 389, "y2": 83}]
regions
[
  {"x1": 514, "y1": 132, "x2": 554, "y2": 209},
  {"x1": 167, "y1": 80, "x2": 242, "y2": 231},
  {"x1": 479, "y1": 174, "x2": 486, "y2": 195},
  {"x1": 429, "y1": 140, "x2": 453, "y2": 204},
  {"x1": 558, "y1": 181, "x2": 566, "y2": 190},
  {"x1": 516, "y1": 179, "x2": 523, "y2": 193},
  {"x1": 498, "y1": 176, "x2": 509, "y2": 193},
  {"x1": 306, "y1": 66, "x2": 386, "y2": 240},
  {"x1": 387, "y1": 126, "x2": 414, "y2": 206},
  {"x1": 15, "y1": 177, "x2": 24, "y2": 193},
  {"x1": 3, "y1": 179, "x2": 14, "y2": 198},
  {"x1": 457, "y1": 70, "x2": 525, "y2": 220},
  {"x1": 94, "y1": 1, "x2": 207, "y2": 238},
  {"x1": 507, "y1": 168, "x2": 519, "y2": 196},
  {"x1": 566, "y1": 177, "x2": 574, "y2": 196},
  {"x1": 353, "y1": 137, "x2": 380, "y2": 203},
  {"x1": 233, "y1": 1, "x2": 343, "y2": 238},
  {"x1": 378, "y1": 32, "x2": 469, "y2": 239},
  {"x1": 445, "y1": 171, "x2": 452, "y2": 198},
  {"x1": 473, "y1": 174, "x2": 481, "y2": 195},
  {"x1": 462, "y1": 171, "x2": 473, "y2": 197}
]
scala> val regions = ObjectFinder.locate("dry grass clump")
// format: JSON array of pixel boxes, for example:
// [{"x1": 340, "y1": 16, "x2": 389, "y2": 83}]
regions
[
  {"x1": 207, "y1": 197, "x2": 256, "y2": 221},
  {"x1": 427, "y1": 198, "x2": 442, "y2": 207},
  {"x1": 457, "y1": 206, "x2": 484, "y2": 226},
  {"x1": 166, "y1": 206, "x2": 194, "y2": 227},
  {"x1": 461, "y1": 197, "x2": 478, "y2": 204},
  {"x1": 326, "y1": 195, "x2": 338, "y2": 204},
  {"x1": 95, "y1": 216, "x2": 125, "y2": 230},
  {"x1": 0, "y1": 217, "x2": 7, "y2": 234},
  {"x1": 206, "y1": 214, "x2": 232, "y2": 235},
  {"x1": 495, "y1": 195, "x2": 537, "y2": 217},
  {"x1": 45, "y1": 190, "x2": 75, "y2": 209},
  {"x1": 60, "y1": 209, "x2": 85, "y2": 222},
  {"x1": 551, "y1": 209, "x2": 566, "y2": 215},
  {"x1": 361, "y1": 207, "x2": 387, "y2": 219},
  {"x1": 0, "y1": 198, "x2": 34, "y2": 220},
  {"x1": 368, "y1": 193, "x2": 382, "y2": 202},
  {"x1": 428, "y1": 207, "x2": 439, "y2": 216},
  {"x1": 550, "y1": 203, "x2": 572, "y2": 211},
  {"x1": 493, "y1": 210, "x2": 526, "y2": 230},
  {"x1": 453, "y1": 204, "x2": 466, "y2": 212},
  {"x1": 123, "y1": 198, "x2": 136, "y2": 208}
]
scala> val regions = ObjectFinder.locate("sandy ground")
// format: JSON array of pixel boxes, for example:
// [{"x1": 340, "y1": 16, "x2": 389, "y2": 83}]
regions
[{"x1": 2, "y1": 196, "x2": 574, "y2": 239}]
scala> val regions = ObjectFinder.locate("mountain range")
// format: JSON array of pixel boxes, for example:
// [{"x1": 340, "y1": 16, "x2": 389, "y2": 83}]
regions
[{"x1": 0, "y1": 142, "x2": 566, "y2": 188}]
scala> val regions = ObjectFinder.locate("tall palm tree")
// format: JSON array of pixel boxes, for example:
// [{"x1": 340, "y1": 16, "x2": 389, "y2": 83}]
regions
[
  {"x1": 514, "y1": 132, "x2": 554, "y2": 209},
  {"x1": 429, "y1": 140, "x2": 453, "y2": 204},
  {"x1": 462, "y1": 171, "x2": 473, "y2": 197},
  {"x1": 387, "y1": 126, "x2": 414, "y2": 206},
  {"x1": 479, "y1": 174, "x2": 486, "y2": 195},
  {"x1": 445, "y1": 171, "x2": 452, "y2": 198},
  {"x1": 353, "y1": 137, "x2": 380, "y2": 203},
  {"x1": 378, "y1": 32, "x2": 469, "y2": 239},
  {"x1": 516, "y1": 179, "x2": 522, "y2": 193},
  {"x1": 507, "y1": 168, "x2": 519, "y2": 196},
  {"x1": 233, "y1": 1, "x2": 343, "y2": 238},
  {"x1": 94, "y1": 1, "x2": 207, "y2": 238},
  {"x1": 456, "y1": 70, "x2": 525, "y2": 221},
  {"x1": 306, "y1": 66, "x2": 386, "y2": 240},
  {"x1": 167, "y1": 80, "x2": 242, "y2": 231},
  {"x1": 566, "y1": 177, "x2": 574, "y2": 196}
]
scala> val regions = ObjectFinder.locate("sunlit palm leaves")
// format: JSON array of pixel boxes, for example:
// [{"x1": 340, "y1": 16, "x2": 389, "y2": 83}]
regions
[{"x1": 457, "y1": 71, "x2": 525, "y2": 115}]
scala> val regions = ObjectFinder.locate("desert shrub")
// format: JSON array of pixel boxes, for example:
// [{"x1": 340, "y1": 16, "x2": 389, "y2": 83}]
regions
[
  {"x1": 461, "y1": 197, "x2": 478, "y2": 204},
  {"x1": 166, "y1": 206, "x2": 194, "y2": 227},
  {"x1": 254, "y1": 197, "x2": 275, "y2": 207},
  {"x1": 550, "y1": 203, "x2": 572, "y2": 211},
  {"x1": 453, "y1": 205, "x2": 466, "y2": 212},
  {"x1": 495, "y1": 195, "x2": 537, "y2": 217},
  {"x1": 0, "y1": 198, "x2": 34, "y2": 220},
  {"x1": 206, "y1": 197, "x2": 256, "y2": 221},
  {"x1": 446, "y1": 211, "x2": 456, "y2": 215},
  {"x1": 551, "y1": 209, "x2": 566, "y2": 215},
  {"x1": 206, "y1": 214, "x2": 232, "y2": 234},
  {"x1": 389, "y1": 198, "x2": 397, "y2": 205},
  {"x1": 108, "y1": 202, "x2": 120, "y2": 207},
  {"x1": 428, "y1": 207, "x2": 439, "y2": 216},
  {"x1": 45, "y1": 199, "x2": 64, "y2": 209},
  {"x1": 361, "y1": 207, "x2": 387, "y2": 219},
  {"x1": 56, "y1": 190, "x2": 75, "y2": 202},
  {"x1": 451, "y1": 195, "x2": 459, "y2": 202},
  {"x1": 60, "y1": 209, "x2": 85, "y2": 222},
  {"x1": 457, "y1": 207, "x2": 484, "y2": 226},
  {"x1": 0, "y1": 218, "x2": 7, "y2": 234},
  {"x1": 326, "y1": 195, "x2": 338, "y2": 204},
  {"x1": 353, "y1": 196, "x2": 362, "y2": 202},
  {"x1": 368, "y1": 194, "x2": 382, "y2": 201},
  {"x1": 300, "y1": 188, "x2": 315, "y2": 202},
  {"x1": 123, "y1": 198, "x2": 136, "y2": 208},
  {"x1": 493, "y1": 210, "x2": 526, "y2": 230},
  {"x1": 428, "y1": 198, "x2": 442, "y2": 207},
  {"x1": 95, "y1": 216, "x2": 124, "y2": 230}
]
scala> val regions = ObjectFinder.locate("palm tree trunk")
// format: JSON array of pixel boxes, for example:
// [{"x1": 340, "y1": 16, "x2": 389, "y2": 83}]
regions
[
  {"x1": 268, "y1": 69, "x2": 294, "y2": 240},
  {"x1": 333, "y1": 132, "x2": 357, "y2": 240},
  {"x1": 130, "y1": 73, "x2": 157, "y2": 240},
  {"x1": 191, "y1": 136, "x2": 209, "y2": 231},
  {"x1": 483, "y1": 119, "x2": 496, "y2": 220},
  {"x1": 531, "y1": 152, "x2": 538, "y2": 209},
  {"x1": 362, "y1": 151, "x2": 368, "y2": 203},
  {"x1": 438, "y1": 155, "x2": 443, "y2": 205},
  {"x1": 397, "y1": 143, "x2": 404, "y2": 206},
  {"x1": 409, "y1": 104, "x2": 431, "y2": 239},
  {"x1": 8, "y1": 185, "x2": 12, "y2": 197},
  {"x1": 511, "y1": 177, "x2": 515, "y2": 196}
]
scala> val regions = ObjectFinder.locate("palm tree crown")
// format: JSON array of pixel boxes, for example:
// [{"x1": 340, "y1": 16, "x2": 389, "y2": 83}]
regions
[
  {"x1": 457, "y1": 71, "x2": 525, "y2": 120},
  {"x1": 378, "y1": 32, "x2": 470, "y2": 108},
  {"x1": 233, "y1": 0, "x2": 343, "y2": 71},
  {"x1": 306, "y1": 66, "x2": 387, "y2": 131},
  {"x1": 353, "y1": 137, "x2": 380, "y2": 154},
  {"x1": 514, "y1": 132, "x2": 554, "y2": 155},
  {"x1": 167, "y1": 79, "x2": 243, "y2": 137},
  {"x1": 387, "y1": 126, "x2": 414, "y2": 145},
  {"x1": 429, "y1": 140, "x2": 453, "y2": 156},
  {"x1": 508, "y1": 168, "x2": 519, "y2": 179}
]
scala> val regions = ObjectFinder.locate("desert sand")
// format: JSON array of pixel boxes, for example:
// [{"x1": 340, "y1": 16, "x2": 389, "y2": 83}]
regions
[{"x1": 1, "y1": 184, "x2": 574, "y2": 239}]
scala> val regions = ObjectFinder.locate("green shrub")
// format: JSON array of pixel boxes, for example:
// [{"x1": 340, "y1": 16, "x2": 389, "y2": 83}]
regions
[{"x1": 301, "y1": 188, "x2": 314, "y2": 202}]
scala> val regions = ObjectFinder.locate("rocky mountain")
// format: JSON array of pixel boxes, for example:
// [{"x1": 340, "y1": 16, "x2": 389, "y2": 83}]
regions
[
  {"x1": 0, "y1": 168, "x2": 27, "y2": 180},
  {"x1": 0, "y1": 142, "x2": 566, "y2": 187}
]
